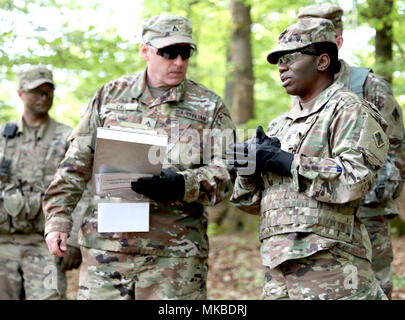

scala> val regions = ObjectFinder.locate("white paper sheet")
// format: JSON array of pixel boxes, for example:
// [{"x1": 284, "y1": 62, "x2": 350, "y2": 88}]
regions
[{"x1": 97, "y1": 202, "x2": 149, "y2": 232}]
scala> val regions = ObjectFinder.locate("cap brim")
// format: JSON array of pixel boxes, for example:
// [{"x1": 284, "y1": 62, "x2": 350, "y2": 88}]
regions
[
  {"x1": 150, "y1": 36, "x2": 197, "y2": 49},
  {"x1": 25, "y1": 79, "x2": 55, "y2": 90},
  {"x1": 267, "y1": 45, "x2": 310, "y2": 64}
]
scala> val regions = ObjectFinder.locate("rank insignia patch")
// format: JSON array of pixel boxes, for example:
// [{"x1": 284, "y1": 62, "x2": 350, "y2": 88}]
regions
[{"x1": 373, "y1": 131, "x2": 385, "y2": 148}]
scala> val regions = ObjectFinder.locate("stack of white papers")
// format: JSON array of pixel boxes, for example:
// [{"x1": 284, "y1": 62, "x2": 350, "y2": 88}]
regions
[{"x1": 93, "y1": 126, "x2": 168, "y2": 232}]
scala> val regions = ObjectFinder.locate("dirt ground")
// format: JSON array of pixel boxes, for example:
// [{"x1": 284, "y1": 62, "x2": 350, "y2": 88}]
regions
[{"x1": 66, "y1": 233, "x2": 405, "y2": 300}]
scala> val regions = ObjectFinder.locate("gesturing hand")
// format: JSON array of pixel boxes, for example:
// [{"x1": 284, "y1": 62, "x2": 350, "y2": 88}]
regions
[{"x1": 226, "y1": 126, "x2": 282, "y2": 176}]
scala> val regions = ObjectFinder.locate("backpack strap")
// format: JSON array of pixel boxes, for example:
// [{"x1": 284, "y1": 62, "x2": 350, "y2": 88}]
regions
[
  {"x1": 349, "y1": 67, "x2": 372, "y2": 98},
  {"x1": 0, "y1": 122, "x2": 18, "y2": 181}
]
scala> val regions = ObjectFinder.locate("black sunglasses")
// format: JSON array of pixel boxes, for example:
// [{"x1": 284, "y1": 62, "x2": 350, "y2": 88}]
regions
[
  {"x1": 299, "y1": 49, "x2": 320, "y2": 56},
  {"x1": 156, "y1": 45, "x2": 195, "y2": 60},
  {"x1": 277, "y1": 48, "x2": 320, "y2": 66}
]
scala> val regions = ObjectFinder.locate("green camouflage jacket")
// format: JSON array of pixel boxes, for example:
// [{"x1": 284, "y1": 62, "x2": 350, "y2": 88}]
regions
[
  {"x1": 230, "y1": 82, "x2": 388, "y2": 268},
  {"x1": 43, "y1": 68, "x2": 236, "y2": 258},
  {"x1": 336, "y1": 60, "x2": 405, "y2": 217},
  {"x1": 0, "y1": 117, "x2": 87, "y2": 246}
]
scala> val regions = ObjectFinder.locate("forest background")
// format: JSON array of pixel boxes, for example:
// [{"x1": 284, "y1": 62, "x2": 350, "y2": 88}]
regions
[
  {"x1": 1, "y1": 0, "x2": 405, "y2": 236},
  {"x1": 1, "y1": 0, "x2": 405, "y2": 230},
  {"x1": 1, "y1": 0, "x2": 405, "y2": 299}
]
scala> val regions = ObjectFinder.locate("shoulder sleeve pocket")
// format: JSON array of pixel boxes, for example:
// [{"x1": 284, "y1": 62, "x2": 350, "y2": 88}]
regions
[{"x1": 355, "y1": 113, "x2": 388, "y2": 169}]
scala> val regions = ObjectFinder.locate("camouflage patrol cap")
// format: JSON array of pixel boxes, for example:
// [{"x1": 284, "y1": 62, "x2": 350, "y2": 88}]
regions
[
  {"x1": 17, "y1": 64, "x2": 54, "y2": 91},
  {"x1": 267, "y1": 18, "x2": 337, "y2": 64},
  {"x1": 142, "y1": 14, "x2": 197, "y2": 49},
  {"x1": 298, "y1": 4, "x2": 343, "y2": 29}
]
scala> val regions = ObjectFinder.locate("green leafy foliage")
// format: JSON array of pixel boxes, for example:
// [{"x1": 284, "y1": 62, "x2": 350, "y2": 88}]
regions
[
  {"x1": 393, "y1": 273, "x2": 405, "y2": 290},
  {"x1": 0, "y1": 103, "x2": 19, "y2": 123},
  {"x1": 0, "y1": 0, "x2": 404, "y2": 130}
]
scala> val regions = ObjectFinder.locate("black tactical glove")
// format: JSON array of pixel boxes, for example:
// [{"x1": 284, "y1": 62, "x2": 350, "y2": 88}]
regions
[
  {"x1": 257, "y1": 143, "x2": 294, "y2": 177},
  {"x1": 57, "y1": 245, "x2": 82, "y2": 272},
  {"x1": 131, "y1": 168, "x2": 185, "y2": 202},
  {"x1": 227, "y1": 126, "x2": 281, "y2": 176}
]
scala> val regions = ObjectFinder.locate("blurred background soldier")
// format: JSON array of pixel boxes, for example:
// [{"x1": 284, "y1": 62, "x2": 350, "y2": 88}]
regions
[
  {"x1": 298, "y1": 3, "x2": 405, "y2": 299},
  {"x1": 43, "y1": 14, "x2": 235, "y2": 300},
  {"x1": 229, "y1": 18, "x2": 388, "y2": 299},
  {"x1": 0, "y1": 64, "x2": 86, "y2": 299}
]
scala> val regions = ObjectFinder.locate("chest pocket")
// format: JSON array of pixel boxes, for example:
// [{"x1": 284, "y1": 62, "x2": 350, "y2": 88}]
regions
[
  {"x1": 279, "y1": 114, "x2": 319, "y2": 154},
  {"x1": 43, "y1": 139, "x2": 67, "y2": 178},
  {"x1": 100, "y1": 102, "x2": 143, "y2": 128},
  {"x1": 162, "y1": 111, "x2": 209, "y2": 170},
  {"x1": 266, "y1": 118, "x2": 289, "y2": 138},
  {"x1": 0, "y1": 138, "x2": 17, "y2": 180}
]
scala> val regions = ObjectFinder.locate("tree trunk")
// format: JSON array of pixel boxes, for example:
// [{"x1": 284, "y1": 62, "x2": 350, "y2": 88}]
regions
[
  {"x1": 374, "y1": 0, "x2": 393, "y2": 84},
  {"x1": 229, "y1": 0, "x2": 254, "y2": 124},
  {"x1": 207, "y1": 0, "x2": 255, "y2": 234},
  {"x1": 360, "y1": 0, "x2": 394, "y2": 84},
  {"x1": 225, "y1": 47, "x2": 234, "y2": 108}
]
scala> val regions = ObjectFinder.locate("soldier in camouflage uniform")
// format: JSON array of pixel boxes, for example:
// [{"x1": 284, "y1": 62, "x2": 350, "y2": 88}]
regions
[
  {"x1": 0, "y1": 65, "x2": 87, "y2": 299},
  {"x1": 228, "y1": 18, "x2": 388, "y2": 299},
  {"x1": 43, "y1": 15, "x2": 236, "y2": 300},
  {"x1": 297, "y1": 3, "x2": 405, "y2": 299}
]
